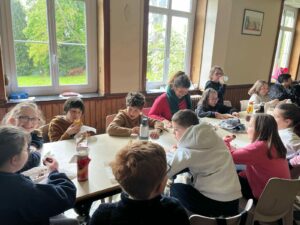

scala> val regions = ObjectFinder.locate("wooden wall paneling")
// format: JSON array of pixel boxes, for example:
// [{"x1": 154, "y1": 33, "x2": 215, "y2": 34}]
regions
[
  {"x1": 96, "y1": 99, "x2": 102, "y2": 132},
  {"x1": 89, "y1": 99, "x2": 96, "y2": 128},
  {"x1": 224, "y1": 85, "x2": 252, "y2": 110}
]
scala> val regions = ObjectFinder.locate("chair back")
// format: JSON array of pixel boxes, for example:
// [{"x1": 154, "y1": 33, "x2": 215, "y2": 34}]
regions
[
  {"x1": 189, "y1": 199, "x2": 253, "y2": 225},
  {"x1": 240, "y1": 100, "x2": 249, "y2": 111},
  {"x1": 39, "y1": 123, "x2": 50, "y2": 143},
  {"x1": 105, "y1": 114, "x2": 117, "y2": 129},
  {"x1": 253, "y1": 178, "x2": 300, "y2": 224}
]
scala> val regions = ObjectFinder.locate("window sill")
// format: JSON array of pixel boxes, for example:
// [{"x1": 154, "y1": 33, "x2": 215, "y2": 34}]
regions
[{"x1": 7, "y1": 93, "x2": 102, "y2": 104}]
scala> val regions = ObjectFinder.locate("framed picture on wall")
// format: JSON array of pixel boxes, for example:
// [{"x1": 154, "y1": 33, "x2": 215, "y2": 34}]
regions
[{"x1": 242, "y1": 9, "x2": 264, "y2": 36}]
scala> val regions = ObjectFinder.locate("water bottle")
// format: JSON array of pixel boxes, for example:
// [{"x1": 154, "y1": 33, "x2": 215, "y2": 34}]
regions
[
  {"x1": 246, "y1": 101, "x2": 254, "y2": 114},
  {"x1": 77, "y1": 149, "x2": 91, "y2": 182},
  {"x1": 139, "y1": 116, "x2": 149, "y2": 140}
]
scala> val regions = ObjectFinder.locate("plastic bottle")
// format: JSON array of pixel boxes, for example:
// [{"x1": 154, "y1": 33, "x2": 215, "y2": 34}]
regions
[
  {"x1": 77, "y1": 149, "x2": 91, "y2": 182},
  {"x1": 139, "y1": 116, "x2": 149, "y2": 140},
  {"x1": 246, "y1": 101, "x2": 254, "y2": 114}
]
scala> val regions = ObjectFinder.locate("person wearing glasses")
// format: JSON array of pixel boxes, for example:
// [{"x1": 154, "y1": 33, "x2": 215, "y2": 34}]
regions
[
  {"x1": 167, "y1": 109, "x2": 241, "y2": 217},
  {"x1": 196, "y1": 88, "x2": 238, "y2": 118},
  {"x1": 89, "y1": 141, "x2": 190, "y2": 225},
  {"x1": 148, "y1": 71, "x2": 192, "y2": 128},
  {"x1": 205, "y1": 65, "x2": 226, "y2": 105},
  {"x1": 2, "y1": 101, "x2": 45, "y2": 173}
]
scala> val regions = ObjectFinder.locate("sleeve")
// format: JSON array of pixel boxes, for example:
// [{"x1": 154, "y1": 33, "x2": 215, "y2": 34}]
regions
[
  {"x1": 20, "y1": 171, "x2": 76, "y2": 221},
  {"x1": 230, "y1": 142, "x2": 262, "y2": 165},
  {"x1": 18, "y1": 151, "x2": 41, "y2": 173},
  {"x1": 167, "y1": 148, "x2": 192, "y2": 178},
  {"x1": 286, "y1": 137, "x2": 300, "y2": 166},
  {"x1": 48, "y1": 120, "x2": 71, "y2": 142},
  {"x1": 196, "y1": 105, "x2": 215, "y2": 118},
  {"x1": 31, "y1": 132, "x2": 44, "y2": 149},
  {"x1": 106, "y1": 113, "x2": 132, "y2": 137},
  {"x1": 148, "y1": 117, "x2": 164, "y2": 132},
  {"x1": 148, "y1": 95, "x2": 169, "y2": 121},
  {"x1": 216, "y1": 104, "x2": 233, "y2": 114}
]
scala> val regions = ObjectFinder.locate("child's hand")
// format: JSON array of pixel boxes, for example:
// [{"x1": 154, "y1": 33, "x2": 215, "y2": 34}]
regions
[
  {"x1": 215, "y1": 113, "x2": 233, "y2": 119},
  {"x1": 43, "y1": 157, "x2": 59, "y2": 172},
  {"x1": 223, "y1": 134, "x2": 236, "y2": 142},
  {"x1": 66, "y1": 123, "x2": 81, "y2": 135},
  {"x1": 150, "y1": 130, "x2": 160, "y2": 139},
  {"x1": 163, "y1": 120, "x2": 172, "y2": 128},
  {"x1": 131, "y1": 126, "x2": 140, "y2": 135},
  {"x1": 232, "y1": 112, "x2": 239, "y2": 117}
]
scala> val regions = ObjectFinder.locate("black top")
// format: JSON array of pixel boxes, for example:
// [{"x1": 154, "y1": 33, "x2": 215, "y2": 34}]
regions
[
  {"x1": 196, "y1": 104, "x2": 237, "y2": 118},
  {"x1": 205, "y1": 80, "x2": 226, "y2": 104},
  {"x1": 0, "y1": 171, "x2": 76, "y2": 225},
  {"x1": 89, "y1": 192, "x2": 190, "y2": 225},
  {"x1": 31, "y1": 132, "x2": 44, "y2": 149},
  {"x1": 269, "y1": 83, "x2": 294, "y2": 101},
  {"x1": 18, "y1": 151, "x2": 41, "y2": 173}
]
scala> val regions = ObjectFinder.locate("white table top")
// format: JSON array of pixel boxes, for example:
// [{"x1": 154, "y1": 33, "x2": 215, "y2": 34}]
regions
[{"x1": 41, "y1": 132, "x2": 177, "y2": 202}]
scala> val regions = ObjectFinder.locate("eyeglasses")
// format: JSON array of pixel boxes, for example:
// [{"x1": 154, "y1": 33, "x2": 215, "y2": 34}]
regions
[{"x1": 18, "y1": 116, "x2": 40, "y2": 123}]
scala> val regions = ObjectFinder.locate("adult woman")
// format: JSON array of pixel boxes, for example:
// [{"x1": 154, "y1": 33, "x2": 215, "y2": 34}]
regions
[
  {"x1": 205, "y1": 66, "x2": 226, "y2": 105},
  {"x1": 148, "y1": 71, "x2": 192, "y2": 127}
]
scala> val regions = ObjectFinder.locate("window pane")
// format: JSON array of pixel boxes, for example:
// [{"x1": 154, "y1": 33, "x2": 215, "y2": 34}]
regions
[
  {"x1": 55, "y1": 0, "x2": 87, "y2": 85},
  {"x1": 283, "y1": 9, "x2": 295, "y2": 28},
  {"x1": 149, "y1": 0, "x2": 168, "y2": 8},
  {"x1": 11, "y1": 0, "x2": 51, "y2": 87},
  {"x1": 171, "y1": 0, "x2": 191, "y2": 12},
  {"x1": 278, "y1": 31, "x2": 292, "y2": 68},
  {"x1": 147, "y1": 13, "x2": 167, "y2": 82},
  {"x1": 168, "y1": 16, "x2": 188, "y2": 78}
]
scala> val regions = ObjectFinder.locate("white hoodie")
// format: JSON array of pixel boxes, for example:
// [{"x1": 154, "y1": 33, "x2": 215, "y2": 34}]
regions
[{"x1": 167, "y1": 121, "x2": 242, "y2": 202}]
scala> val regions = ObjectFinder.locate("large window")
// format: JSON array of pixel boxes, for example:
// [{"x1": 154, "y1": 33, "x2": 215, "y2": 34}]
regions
[
  {"x1": 147, "y1": 0, "x2": 196, "y2": 90},
  {"x1": 0, "y1": 0, "x2": 97, "y2": 95},
  {"x1": 272, "y1": 6, "x2": 297, "y2": 77}
]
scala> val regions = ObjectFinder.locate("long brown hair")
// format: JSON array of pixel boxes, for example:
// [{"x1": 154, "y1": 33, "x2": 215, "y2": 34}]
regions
[
  {"x1": 198, "y1": 88, "x2": 217, "y2": 108},
  {"x1": 251, "y1": 114, "x2": 286, "y2": 159}
]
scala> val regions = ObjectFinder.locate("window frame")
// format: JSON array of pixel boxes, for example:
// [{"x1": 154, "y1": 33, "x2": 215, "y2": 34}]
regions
[
  {"x1": 146, "y1": 0, "x2": 196, "y2": 90},
  {"x1": 0, "y1": 0, "x2": 98, "y2": 96},
  {"x1": 272, "y1": 5, "x2": 298, "y2": 75}
]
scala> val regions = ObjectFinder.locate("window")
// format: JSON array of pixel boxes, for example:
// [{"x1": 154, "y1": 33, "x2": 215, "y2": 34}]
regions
[
  {"x1": 0, "y1": 0, "x2": 97, "y2": 95},
  {"x1": 146, "y1": 0, "x2": 196, "y2": 90},
  {"x1": 272, "y1": 6, "x2": 298, "y2": 77}
]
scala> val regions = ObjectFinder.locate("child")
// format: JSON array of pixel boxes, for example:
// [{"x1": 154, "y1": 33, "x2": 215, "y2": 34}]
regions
[
  {"x1": 273, "y1": 103, "x2": 300, "y2": 168},
  {"x1": 148, "y1": 71, "x2": 192, "y2": 127},
  {"x1": 0, "y1": 126, "x2": 76, "y2": 225},
  {"x1": 2, "y1": 101, "x2": 44, "y2": 172},
  {"x1": 205, "y1": 65, "x2": 226, "y2": 105},
  {"x1": 168, "y1": 109, "x2": 241, "y2": 217},
  {"x1": 196, "y1": 88, "x2": 239, "y2": 119},
  {"x1": 107, "y1": 92, "x2": 164, "y2": 138},
  {"x1": 49, "y1": 97, "x2": 85, "y2": 142},
  {"x1": 248, "y1": 80, "x2": 279, "y2": 111},
  {"x1": 224, "y1": 114, "x2": 290, "y2": 201},
  {"x1": 89, "y1": 141, "x2": 190, "y2": 225}
]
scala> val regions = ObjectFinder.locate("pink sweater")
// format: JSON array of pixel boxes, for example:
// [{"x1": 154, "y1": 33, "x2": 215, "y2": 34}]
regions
[
  {"x1": 225, "y1": 140, "x2": 290, "y2": 199},
  {"x1": 148, "y1": 93, "x2": 188, "y2": 121}
]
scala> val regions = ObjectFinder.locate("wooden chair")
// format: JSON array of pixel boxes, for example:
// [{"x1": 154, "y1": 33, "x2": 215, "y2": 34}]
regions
[
  {"x1": 189, "y1": 199, "x2": 253, "y2": 225},
  {"x1": 248, "y1": 178, "x2": 300, "y2": 225},
  {"x1": 39, "y1": 123, "x2": 50, "y2": 143},
  {"x1": 105, "y1": 114, "x2": 117, "y2": 129}
]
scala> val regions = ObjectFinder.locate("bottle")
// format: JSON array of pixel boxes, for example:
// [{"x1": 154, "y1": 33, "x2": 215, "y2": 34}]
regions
[
  {"x1": 246, "y1": 101, "x2": 254, "y2": 114},
  {"x1": 139, "y1": 116, "x2": 149, "y2": 140},
  {"x1": 77, "y1": 149, "x2": 91, "y2": 182}
]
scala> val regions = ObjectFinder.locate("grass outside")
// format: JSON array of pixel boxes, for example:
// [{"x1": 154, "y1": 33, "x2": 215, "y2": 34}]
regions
[{"x1": 17, "y1": 74, "x2": 86, "y2": 86}]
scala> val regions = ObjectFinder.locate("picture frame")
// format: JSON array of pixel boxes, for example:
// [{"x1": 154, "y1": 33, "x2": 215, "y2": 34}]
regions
[{"x1": 241, "y1": 9, "x2": 264, "y2": 36}]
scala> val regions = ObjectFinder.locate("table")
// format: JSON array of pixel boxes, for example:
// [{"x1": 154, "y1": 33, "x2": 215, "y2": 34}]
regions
[
  {"x1": 201, "y1": 114, "x2": 250, "y2": 148},
  {"x1": 41, "y1": 132, "x2": 177, "y2": 203}
]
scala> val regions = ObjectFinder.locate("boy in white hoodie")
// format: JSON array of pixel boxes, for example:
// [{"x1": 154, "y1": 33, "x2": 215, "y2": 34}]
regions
[{"x1": 167, "y1": 109, "x2": 241, "y2": 217}]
